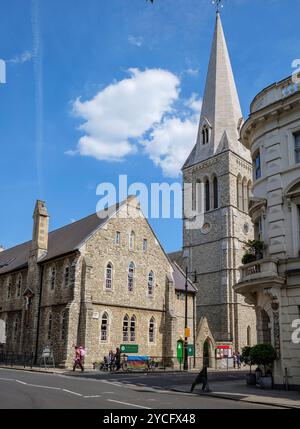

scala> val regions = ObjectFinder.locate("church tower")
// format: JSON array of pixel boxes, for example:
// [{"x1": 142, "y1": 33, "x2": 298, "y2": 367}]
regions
[{"x1": 183, "y1": 11, "x2": 256, "y2": 351}]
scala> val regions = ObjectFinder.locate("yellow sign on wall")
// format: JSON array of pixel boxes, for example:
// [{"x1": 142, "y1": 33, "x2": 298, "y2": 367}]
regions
[{"x1": 185, "y1": 328, "x2": 191, "y2": 338}]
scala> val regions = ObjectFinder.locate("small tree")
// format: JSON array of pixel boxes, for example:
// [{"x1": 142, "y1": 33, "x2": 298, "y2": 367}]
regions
[
  {"x1": 241, "y1": 346, "x2": 255, "y2": 373},
  {"x1": 242, "y1": 240, "x2": 265, "y2": 265},
  {"x1": 249, "y1": 344, "x2": 276, "y2": 376}
]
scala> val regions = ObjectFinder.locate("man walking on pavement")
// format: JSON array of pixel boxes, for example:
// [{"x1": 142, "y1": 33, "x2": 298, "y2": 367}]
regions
[{"x1": 191, "y1": 366, "x2": 210, "y2": 392}]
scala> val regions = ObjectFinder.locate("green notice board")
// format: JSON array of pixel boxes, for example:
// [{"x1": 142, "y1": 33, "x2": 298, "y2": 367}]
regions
[
  {"x1": 188, "y1": 345, "x2": 195, "y2": 357},
  {"x1": 120, "y1": 344, "x2": 139, "y2": 354}
]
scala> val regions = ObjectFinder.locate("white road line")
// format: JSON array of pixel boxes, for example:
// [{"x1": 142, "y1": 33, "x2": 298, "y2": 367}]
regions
[
  {"x1": 0, "y1": 377, "x2": 16, "y2": 382},
  {"x1": 62, "y1": 389, "x2": 83, "y2": 397},
  {"x1": 107, "y1": 399, "x2": 151, "y2": 409},
  {"x1": 83, "y1": 395, "x2": 102, "y2": 399}
]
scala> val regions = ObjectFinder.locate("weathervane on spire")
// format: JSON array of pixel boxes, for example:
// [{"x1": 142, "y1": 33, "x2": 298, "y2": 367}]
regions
[{"x1": 212, "y1": 0, "x2": 224, "y2": 13}]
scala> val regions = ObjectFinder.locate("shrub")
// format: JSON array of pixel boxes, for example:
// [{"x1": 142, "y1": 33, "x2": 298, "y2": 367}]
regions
[{"x1": 249, "y1": 344, "x2": 277, "y2": 375}]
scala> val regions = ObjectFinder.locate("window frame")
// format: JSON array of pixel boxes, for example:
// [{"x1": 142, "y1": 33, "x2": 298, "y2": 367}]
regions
[
  {"x1": 128, "y1": 262, "x2": 135, "y2": 292},
  {"x1": 105, "y1": 262, "x2": 113, "y2": 290},
  {"x1": 295, "y1": 132, "x2": 300, "y2": 164},
  {"x1": 100, "y1": 312, "x2": 109, "y2": 342},
  {"x1": 123, "y1": 315, "x2": 129, "y2": 342},
  {"x1": 149, "y1": 317, "x2": 155, "y2": 344}
]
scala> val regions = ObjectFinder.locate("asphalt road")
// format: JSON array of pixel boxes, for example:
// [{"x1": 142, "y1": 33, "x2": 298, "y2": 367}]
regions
[{"x1": 0, "y1": 368, "x2": 282, "y2": 409}]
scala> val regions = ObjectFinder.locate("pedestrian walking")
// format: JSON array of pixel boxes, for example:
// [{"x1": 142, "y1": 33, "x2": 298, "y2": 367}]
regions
[
  {"x1": 236, "y1": 351, "x2": 241, "y2": 369},
  {"x1": 233, "y1": 352, "x2": 237, "y2": 369},
  {"x1": 191, "y1": 366, "x2": 210, "y2": 392},
  {"x1": 72, "y1": 345, "x2": 84, "y2": 372},
  {"x1": 115, "y1": 347, "x2": 121, "y2": 371}
]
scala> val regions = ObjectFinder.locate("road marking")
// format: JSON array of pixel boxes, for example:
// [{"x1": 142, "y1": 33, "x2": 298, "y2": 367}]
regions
[
  {"x1": 62, "y1": 389, "x2": 83, "y2": 397},
  {"x1": 83, "y1": 395, "x2": 102, "y2": 399},
  {"x1": 107, "y1": 399, "x2": 151, "y2": 409}
]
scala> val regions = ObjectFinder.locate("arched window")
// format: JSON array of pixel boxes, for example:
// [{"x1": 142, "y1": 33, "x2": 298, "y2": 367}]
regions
[
  {"x1": 16, "y1": 275, "x2": 22, "y2": 298},
  {"x1": 148, "y1": 271, "x2": 154, "y2": 296},
  {"x1": 123, "y1": 315, "x2": 129, "y2": 342},
  {"x1": 149, "y1": 317, "x2": 155, "y2": 343},
  {"x1": 128, "y1": 262, "x2": 135, "y2": 292},
  {"x1": 64, "y1": 265, "x2": 70, "y2": 288},
  {"x1": 129, "y1": 231, "x2": 135, "y2": 250},
  {"x1": 48, "y1": 313, "x2": 52, "y2": 340},
  {"x1": 101, "y1": 313, "x2": 109, "y2": 342},
  {"x1": 254, "y1": 151, "x2": 261, "y2": 180},
  {"x1": 7, "y1": 277, "x2": 12, "y2": 300},
  {"x1": 105, "y1": 263, "x2": 113, "y2": 289},
  {"x1": 247, "y1": 326, "x2": 251, "y2": 347},
  {"x1": 242, "y1": 178, "x2": 248, "y2": 212},
  {"x1": 61, "y1": 310, "x2": 68, "y2": 341},
  {"x1": 130, "y1": 316, "x2": 136, "y2": 342},
  {"x1": 13, "y1": 317, "x2": 19, "y2": 342},
  {"x1": 205, "y1": 179, "x2": 210, "y2": 212},
  {"x1": 237, "y1": 175, "x2": 243, "y2": 210},
  {"x1": 213, "y1": 176, "x2": 218, "y2": 209},
  {"x1": 50, "y1": 267, "x2": 56, "y2": 290},
  {"x1": 202, "y1": 125, "x2": 209, "y2": 145}
]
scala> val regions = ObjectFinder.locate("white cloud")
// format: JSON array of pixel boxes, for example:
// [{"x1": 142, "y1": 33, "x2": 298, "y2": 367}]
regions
[
  {"x1": 142, "y1": 95, "x2": 202, "y2": 177},
  {"x1": 70, "y1": 68, "x2": 201, "y2": 177},
  {"x1": 72, "y1": 68, "x2": 179, "y2": 162},
  {"x1": 184, "y1": 68, "x2": 200, "y2": 77},
  {"x1": 128, "y1": 36, "x2": 144, "y2": 47},
  {"x1": 8, "y1": 51, "x2": 32, "y2": 64}
]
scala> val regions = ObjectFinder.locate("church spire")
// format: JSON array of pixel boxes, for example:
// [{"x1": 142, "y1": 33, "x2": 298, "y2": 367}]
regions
[{"x1": 183, "y1": 12, "x2": 249, "y2": 169}]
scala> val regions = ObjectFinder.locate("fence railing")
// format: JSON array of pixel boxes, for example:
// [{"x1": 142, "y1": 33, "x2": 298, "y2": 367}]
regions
[{"x1": 0, "y1": 351, "x2": 35, "y2": 368}]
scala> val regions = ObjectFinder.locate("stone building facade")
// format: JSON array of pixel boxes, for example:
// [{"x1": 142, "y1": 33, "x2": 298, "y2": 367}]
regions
[
  {"x1": 181, "y1": 12, "x2": 257, "y2": 353},
  {"x1": 0, "y1": 197, "x2": 196, "y2": 368},
  {"x1": 235, "y1": 74, "x2": 300, "y2": 390}
]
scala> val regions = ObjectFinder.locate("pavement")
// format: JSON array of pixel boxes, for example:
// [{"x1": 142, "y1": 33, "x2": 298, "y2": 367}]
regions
[
  {"x1": 0, "y1": 368, "x2": 281, "y2": 409},
  {"x1": 0, "y1": 365, "x2": 299, "y2": 409}
]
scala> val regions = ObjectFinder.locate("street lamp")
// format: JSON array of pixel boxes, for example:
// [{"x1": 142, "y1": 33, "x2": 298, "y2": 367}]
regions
[{"x1": 182, "y1": 249, "x2": 198, "y2": 371}]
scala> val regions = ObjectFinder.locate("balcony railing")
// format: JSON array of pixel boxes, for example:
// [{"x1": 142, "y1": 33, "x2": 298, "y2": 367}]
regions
[{"x1": 239, "y1": 258, "x2": 279, "y2": 284}]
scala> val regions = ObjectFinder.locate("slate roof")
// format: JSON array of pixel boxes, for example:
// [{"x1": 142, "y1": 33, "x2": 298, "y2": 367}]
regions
[
  {"x1": 171, "y1": 262, "x2": 197, "y2": 294},
  {"x1": 0, "y1": 203, "x2": 120, "y2": 275}
]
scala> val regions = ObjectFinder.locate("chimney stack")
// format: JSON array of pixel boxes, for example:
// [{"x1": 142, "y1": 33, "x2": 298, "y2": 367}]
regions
[{"x1": 31, "y1": 200, "x2": 49, "y2": 258}]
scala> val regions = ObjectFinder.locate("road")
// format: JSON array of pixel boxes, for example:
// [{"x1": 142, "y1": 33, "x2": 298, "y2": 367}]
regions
[{"x1": 0, "y1": 368, "x2": 281, "y2": 409}]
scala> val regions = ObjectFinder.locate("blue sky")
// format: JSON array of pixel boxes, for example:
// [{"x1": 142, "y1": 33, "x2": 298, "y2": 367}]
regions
[{"x1": 0, "y1": 0, "x2": 299, "y2": 253}]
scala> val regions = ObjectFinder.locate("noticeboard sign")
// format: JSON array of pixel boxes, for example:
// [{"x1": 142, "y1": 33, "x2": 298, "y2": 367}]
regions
[
  {"x1": 187, "y1": 344, "x2": 195, "y2": 357},
  {"x1": 120, "y1": 344, "x2": 139, "y2": 354}
]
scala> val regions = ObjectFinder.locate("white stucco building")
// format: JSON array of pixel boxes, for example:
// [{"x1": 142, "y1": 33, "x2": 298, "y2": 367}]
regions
[{"x1": 235, "y1": 75, "x2": 300, "y2": 390}]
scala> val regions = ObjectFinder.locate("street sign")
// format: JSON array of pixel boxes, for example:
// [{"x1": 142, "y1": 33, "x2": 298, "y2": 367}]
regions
[
  {"x1": 120, "y1": 344, "x2": 139, "y2": 354},
  {"x1": 185, "y1": 328, "x2": 191, "y2": 338}
]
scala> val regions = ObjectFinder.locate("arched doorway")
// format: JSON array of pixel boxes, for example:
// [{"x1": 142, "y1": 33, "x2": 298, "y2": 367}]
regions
[
  {"x1": 203, "y1": 338, "x2": 212, "y2": 368},
  {"x1": 257, "y1": 308, "x2": 271, "y2": 344}
]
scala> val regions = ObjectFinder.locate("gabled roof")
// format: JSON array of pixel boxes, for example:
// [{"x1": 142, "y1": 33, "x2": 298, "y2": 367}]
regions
[
  {"x1": 171, "y1": 262, "x2": 197, "y2": 294},
  {"x1": 0, "y1": 203, "x2": 121, "y2": 275}
]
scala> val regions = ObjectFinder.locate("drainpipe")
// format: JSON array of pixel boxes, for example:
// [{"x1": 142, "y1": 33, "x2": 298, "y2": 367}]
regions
[{"x1": 34, "y1": 265, "x2": 44, "y2": 364}]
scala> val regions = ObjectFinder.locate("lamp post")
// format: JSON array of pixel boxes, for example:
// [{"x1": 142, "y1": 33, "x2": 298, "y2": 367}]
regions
[{"x1": 182, "y1": 249, "x2": 198, "y2": 371}]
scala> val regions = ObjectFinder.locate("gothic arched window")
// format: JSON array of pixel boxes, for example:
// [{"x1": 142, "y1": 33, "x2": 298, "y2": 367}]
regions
[
  {"x1": 48, "y1": 313, "x2": 52, "y2": 340},
  {"x1": 50, "y1": 267, "x2": 56, "y2": 290},
  {"x1": 64, "y1": 265, "x2": 70, "y2": 288},
  {"x1": 202, "y1": 125, "x2": 209, "y2": 145},
  {"x1": 101, "y1": 312, "x2": 109, "y2": 342},
  {"x1": 130, "y1": 316, "x2": 136, "y2": 342},
  {"x1": 237, "y1": 175, "x2": 243, "y2": 210},
  {"x1": 205, "y1": 179, "x2": 210, "y2": 212},
  {"x1": 16, "y1": 275, "x2": 22, "y2": 298},
  {"x1": 128, "y1": 262, "x2": 135, "y2": 292},
  {"x1": 213, "y1": 176, "x2": 218, "y2": 209},
  {"x1": 149, "y1": 317, "x2": 155, "y2": 343},
  {"x1": 148, "y1": 271, "x2": 154, "y2": 296},
  {"x1": 105, "y1": 262, "x2": 113, "y2": 289},
  {"x1": 123, "y1": 315, "x2": 129, "y2": 342},
  {"x1": 247, "y1": 326, "x2": 251, "y2": 346}
]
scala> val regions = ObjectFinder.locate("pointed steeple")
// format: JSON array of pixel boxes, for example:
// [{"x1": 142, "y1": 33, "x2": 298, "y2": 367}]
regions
[{"x1": 183, "y1": 12, "x2": 250, "y2": 169}]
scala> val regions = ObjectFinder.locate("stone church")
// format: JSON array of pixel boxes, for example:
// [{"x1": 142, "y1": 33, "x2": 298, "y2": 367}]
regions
[
  {"x1": 175, "y1": 12, "x2": 257, "y2": 357},
  {"x1": 0, "y1": 197, "x2": 196, "y2": 368}
]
